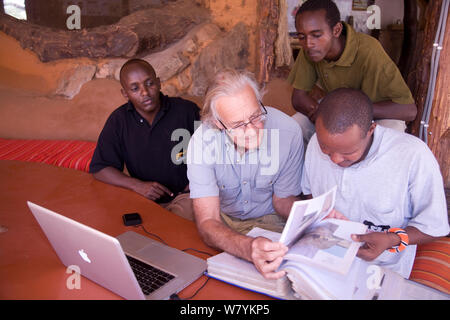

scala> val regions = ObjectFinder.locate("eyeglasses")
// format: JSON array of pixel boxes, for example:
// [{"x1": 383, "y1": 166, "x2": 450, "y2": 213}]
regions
[{"x1": 217, "y1": 102, "x2": 268, "y2": 135}]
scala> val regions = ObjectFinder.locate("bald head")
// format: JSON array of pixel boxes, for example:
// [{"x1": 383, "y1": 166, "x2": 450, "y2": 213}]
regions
[
  {"x1": 316, "y1": 88, "x2": 373, "y2": 137},
  {"x1": 119, "y1": 59, "x2": 156, "y2": 87}
]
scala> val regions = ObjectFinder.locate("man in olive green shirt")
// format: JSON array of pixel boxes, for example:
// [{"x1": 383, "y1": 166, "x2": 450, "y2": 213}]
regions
[{"x1": 288, "y1": 0, "x2": 417, "y2": 142}]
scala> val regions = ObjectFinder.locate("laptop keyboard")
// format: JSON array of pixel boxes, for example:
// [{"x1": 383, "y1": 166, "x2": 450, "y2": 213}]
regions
[{"x1": 126, "y1": 255, "x2": 175, "y2": 295}]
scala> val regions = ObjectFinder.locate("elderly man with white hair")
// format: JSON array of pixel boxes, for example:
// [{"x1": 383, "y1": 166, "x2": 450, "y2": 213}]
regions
[{"x1": 187, "y1": 69, "x2": 304, "y2": 279}]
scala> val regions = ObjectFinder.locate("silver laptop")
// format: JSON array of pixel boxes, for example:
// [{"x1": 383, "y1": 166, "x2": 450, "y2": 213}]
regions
[{"x1": 27, "y1": 201, "x2": 207, "y2": 300}]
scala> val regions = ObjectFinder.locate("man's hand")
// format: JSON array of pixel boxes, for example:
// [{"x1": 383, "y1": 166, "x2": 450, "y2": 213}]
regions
[
  {"x1": 292, "y1": 88, "x2": 320, "y2": 123},
  {"x1": 250, "y1": 237, "x2": 288, "y2": 280},
  {"x1": 92, "y1": 167, "x2": 173, "y2": 202},
  {"x1": 306, "y1": 85, "x2": 326, "y2": 123},
  {"x1": 324, "y1": 209, "x2": 349, "y2": 220},
  {"x1": 351, "y1": 232, "x2": 400, "y2": 261},
  {"x1": 133, "y1": 181, "x2": 173, "y2": 201},
  {"x1": 309, "y1": 84, "x2": 326, "y2": 102},
  {"x1": 373, "y1": 101, "x2": 417, "y2": 122},
  {"x1": 193, "y1": 197, "x2": 288, "y2": 280}
]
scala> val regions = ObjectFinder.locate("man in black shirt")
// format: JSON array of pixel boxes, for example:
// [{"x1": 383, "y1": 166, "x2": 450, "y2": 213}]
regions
[{"x1": 89, "y1": 59, "x2": 200, "y2": 220}]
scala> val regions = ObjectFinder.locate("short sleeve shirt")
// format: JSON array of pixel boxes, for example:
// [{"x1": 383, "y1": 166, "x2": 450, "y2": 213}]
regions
[
  {"x1": 288, "y1": 23, "x2": 414, "y2": 105},
  {"x1": 187, "y1": 107, "x2": 304, "y2": 219},
  {"x1": 89, "y1": 94, "x2": 200, "y2": 203},
  {"x1": 302, "y1": 126, "x2": 450, "y2": 278}
]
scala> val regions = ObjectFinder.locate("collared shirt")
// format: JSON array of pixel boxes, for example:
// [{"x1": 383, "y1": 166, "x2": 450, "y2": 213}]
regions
[
  {"x1": 187, "y1": 107, "x2": 304, "y2": 220},
  {"x1": 302, "y1": 126, "x2": 450, "y2": 278},
  {"x1": 287, "y1": 22, "x2": 414, "y2": 105},
  {"x1": 89, "y1": 93, "x2": 200, "y2": 203}
]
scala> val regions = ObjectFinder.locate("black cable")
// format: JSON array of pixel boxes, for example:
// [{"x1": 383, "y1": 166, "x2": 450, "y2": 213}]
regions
[
  {"x1": 133, "y1": 224, "x2": 211, "y2": 300},
  {"x1": 137, "y1": 225, "x2": 169, "y2": 246},
  {"x1": 173, "y1": 276, "x2": 210, "y2": 300},
  {"x1": 181, "y1": 248, "x2": 213, "y2": 257},
  {"x1": 137, "y1": 225, "x2": 213, "y2": 257}
]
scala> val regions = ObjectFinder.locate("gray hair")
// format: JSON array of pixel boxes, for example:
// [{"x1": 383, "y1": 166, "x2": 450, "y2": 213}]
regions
[{"x1": 201, "y1": 69, "x2": 264, "y2": 128}]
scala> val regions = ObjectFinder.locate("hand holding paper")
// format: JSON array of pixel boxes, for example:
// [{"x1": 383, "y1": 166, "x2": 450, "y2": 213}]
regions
[
  {"x1": 325, "y1": 209, "x2": 349, "y2": 221},
  {"x1": 250, "y1": 237, "x2": 288, "y2": 280}
]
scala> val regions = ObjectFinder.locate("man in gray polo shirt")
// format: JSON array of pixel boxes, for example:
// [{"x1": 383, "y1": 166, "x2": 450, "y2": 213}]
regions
[
  {"x1": 302, "y1": 88, "x2": 449, "y2": 278},
  {"x1": 187, "y1": 69, "x2": 304, "y2": 279}
]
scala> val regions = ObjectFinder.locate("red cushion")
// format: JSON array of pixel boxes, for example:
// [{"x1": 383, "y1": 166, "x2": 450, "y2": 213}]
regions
[
  {"x1": 0, "y1": 138, "x2": 96, "y2": 172},
  {"x1": 410, "y1": 237, "x2": 450, "y2": 295}
]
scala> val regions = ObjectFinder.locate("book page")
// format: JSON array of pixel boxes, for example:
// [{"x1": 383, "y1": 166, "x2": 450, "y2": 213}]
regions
[
  {"x1": 246, "y1": 227, "x2": 281, "y2": 242},
  {"x1": 282, "y1": 256, "x2": 363, "y2": 300},
  {"x1": 206, "y1": 228, "x2": 295, "y2": 299},
  {"x1": 284, "y1": 218, "x2": 367, "y2": 275},
  {"x1": 279, "y1": 186, "x2": 337, "y2": 247},
  {"x1": 207, "y1": 228, "x2": 281, "y2": 278},
  {"x1": 397, "y1": 279, "x2": 450, "y2": 300}
]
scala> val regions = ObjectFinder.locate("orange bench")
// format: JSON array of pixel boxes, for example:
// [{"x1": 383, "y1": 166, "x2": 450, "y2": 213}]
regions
[
  {"x1": 410, "y1": 237, "x2": 450, "y2": 295},
  {"x1": 0, "y1": 138, "x2": 96, "y2": 172}
]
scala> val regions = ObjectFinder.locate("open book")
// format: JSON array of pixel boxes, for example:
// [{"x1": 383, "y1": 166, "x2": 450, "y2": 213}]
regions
[
  {"x1": 207, "y1": 186, "x2": 369, "y2": 299},
  {"x1": 207, "y1": 187, "x2": 449, "y2": 300},
  {"x1": 279, "y1": 186, "x2": 365, "y2": 276}
]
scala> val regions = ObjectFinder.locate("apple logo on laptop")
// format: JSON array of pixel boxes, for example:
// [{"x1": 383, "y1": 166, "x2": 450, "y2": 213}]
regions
[{"x1": 78, "y1": 249, "x2": 91, "y2": 263}]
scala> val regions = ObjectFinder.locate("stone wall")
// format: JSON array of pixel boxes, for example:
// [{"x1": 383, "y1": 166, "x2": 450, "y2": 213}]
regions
[
  {"x1": 0, "y1": 30, "x2": 293, "y2": 142},
  {"x1": 0, "y1": 0, "x2": 258, "y2": 100},
  {"x1": 0, "y1": 1, "x2": 210, "y2": 61},
  {"x1": 48, "y1": 21, "x2": 250, "y2": 99},
  {"x1": 94, "y1": 21, "x2": 249, "y2": 99}
]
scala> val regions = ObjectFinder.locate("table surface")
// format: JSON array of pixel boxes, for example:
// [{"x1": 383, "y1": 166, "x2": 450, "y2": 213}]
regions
[{"x1": 0, "y1": 160, "x2": 271, "y2": 300}]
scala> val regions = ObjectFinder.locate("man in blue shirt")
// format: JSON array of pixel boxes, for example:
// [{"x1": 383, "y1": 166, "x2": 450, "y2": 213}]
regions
[
  {"x1": 187, "y1": 69, "x2": 304, "y2": 279},
  {"x1": 302, "y1": 88, "x2": 449, "y2": 278}
]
